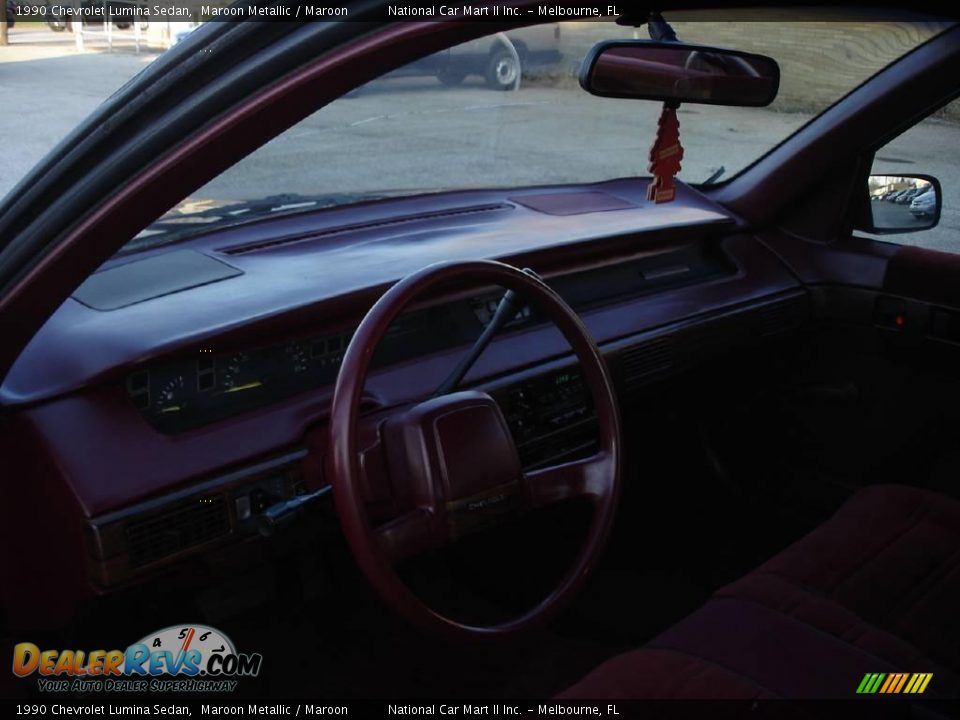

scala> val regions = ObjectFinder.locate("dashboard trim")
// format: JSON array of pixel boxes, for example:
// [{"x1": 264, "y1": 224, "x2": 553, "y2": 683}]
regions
[
  {"x1": 1, "y1": 179, "x2": 735, "y2": 407},
  {"x1": 6, "y1": 231, "x2": 803, "y2": 519}
]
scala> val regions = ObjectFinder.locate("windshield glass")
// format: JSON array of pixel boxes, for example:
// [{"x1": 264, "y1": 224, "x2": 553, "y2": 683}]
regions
[{"x1": 128, "y1": 13, "x2": 951, "y2": 253}]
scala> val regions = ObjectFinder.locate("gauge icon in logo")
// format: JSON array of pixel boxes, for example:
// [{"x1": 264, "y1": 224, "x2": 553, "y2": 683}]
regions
[{"x1": 130, "y1": 624, "x2": 249, "y2": 676}]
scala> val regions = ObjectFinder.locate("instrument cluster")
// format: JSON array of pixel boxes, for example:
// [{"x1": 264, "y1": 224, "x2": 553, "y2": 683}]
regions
[{"x1": 125, "y1": 329, "x2": 353, "y2": 432}]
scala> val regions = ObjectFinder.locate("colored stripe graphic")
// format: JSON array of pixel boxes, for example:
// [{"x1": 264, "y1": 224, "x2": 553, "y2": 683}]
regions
[
  {"x1": 904, "y1": 674, "x2": 920, "y2": 693},
  {"x1": 892, "y1": 673, "x2": 909, "y2": 693},
  {"x1": 881, "y1": 673, "x2": 897, "y2": 693},
  {"x1": 857, "y1": 673, "x2": 886, "y2": 694},
  {"x1": 857, "y1": 672, "x2": 932, "y2": 694},
  {"x1": 878, "y1": 674, "x2": 896, "y2": 693},
  {"x1": 905, "y1": 673, "x2": 933, "y2": 694}
]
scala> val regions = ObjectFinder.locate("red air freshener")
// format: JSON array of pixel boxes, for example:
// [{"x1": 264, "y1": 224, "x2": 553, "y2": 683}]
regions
[{"x1": 647, "y1": 102, "x2": 684, "y2": 203}]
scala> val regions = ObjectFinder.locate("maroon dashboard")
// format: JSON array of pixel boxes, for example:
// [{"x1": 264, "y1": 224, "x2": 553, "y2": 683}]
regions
[{"x1": 0, "y1": 177, "x2": 808, "y2": 628}]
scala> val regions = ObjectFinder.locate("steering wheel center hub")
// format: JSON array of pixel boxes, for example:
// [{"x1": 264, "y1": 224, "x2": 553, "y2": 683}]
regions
[{"x1": 385, "y1": 390, "x2": 523, "y2": 539}]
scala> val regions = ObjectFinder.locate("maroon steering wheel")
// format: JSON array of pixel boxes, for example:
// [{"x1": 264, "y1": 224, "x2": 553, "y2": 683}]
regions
[{"x1": 328, "y1": 260, "x2": 621, "y2": 637}]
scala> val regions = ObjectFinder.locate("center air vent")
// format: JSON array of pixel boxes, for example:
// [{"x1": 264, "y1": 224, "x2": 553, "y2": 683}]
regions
[
  {"x1": 125, "y1": 495, "x2": 230, "y2": 567},
  {"x1": 221, "y1": 203, "x2": 513, "y2": 255}
]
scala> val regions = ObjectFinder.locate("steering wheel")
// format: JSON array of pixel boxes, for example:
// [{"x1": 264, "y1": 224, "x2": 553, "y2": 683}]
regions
[{"x1": 327, "y1": 260, "x2": 621, "y2": 637}]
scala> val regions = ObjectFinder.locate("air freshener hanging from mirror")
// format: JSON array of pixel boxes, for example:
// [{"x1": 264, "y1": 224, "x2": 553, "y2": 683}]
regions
[{"x1": 647, "y1": 101, "x2": 684, "y2": 203}]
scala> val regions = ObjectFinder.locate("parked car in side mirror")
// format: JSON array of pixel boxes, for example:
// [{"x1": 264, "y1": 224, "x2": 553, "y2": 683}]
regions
[{"x1": 861, "y1": 174, "x2": 941, "y2": 234}]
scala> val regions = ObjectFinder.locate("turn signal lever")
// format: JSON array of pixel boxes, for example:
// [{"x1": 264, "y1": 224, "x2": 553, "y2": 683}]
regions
[
  {"x1": 256, "y1": 486, "x2": 331, "y2": 537},
  {"x1": 433, "y1": 268, "x2": 540, "y2": 396}
]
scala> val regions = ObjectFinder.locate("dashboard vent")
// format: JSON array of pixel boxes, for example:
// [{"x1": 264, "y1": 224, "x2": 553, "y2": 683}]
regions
[
  {"x1": 220, "y1": 203, "x2": 513, "y2": 255},
  {"x1": 620, "y1": 294, "x2": 808, "y2": 393},
  {"x1": 680, "y1": 317, "x2": 745, "y2": 361},
  {"x1": 757, "y1": 296, "x2": 807, "y2": 337},
  {"x1": 621, "y1": 336, "x2": 674, "y2": 389},
  {"x1": 125, "y1": 495, "x2": 230, "y2": 567}
]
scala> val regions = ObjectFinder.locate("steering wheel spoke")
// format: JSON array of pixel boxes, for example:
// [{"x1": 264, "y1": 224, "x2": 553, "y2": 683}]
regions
[
  {"x1": 523, "y1": 451, "x2": 613, "y2": 508},
  {"x1": 375, "y1": 508, "x2": 448, "y2": 563}
]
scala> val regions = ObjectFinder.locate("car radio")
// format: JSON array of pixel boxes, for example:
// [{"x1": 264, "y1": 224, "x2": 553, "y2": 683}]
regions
[{"x1": 495, "y1": 367, "x2": 597, "y2": 471}]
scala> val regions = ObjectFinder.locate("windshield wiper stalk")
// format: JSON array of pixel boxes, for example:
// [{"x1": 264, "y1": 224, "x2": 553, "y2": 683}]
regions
[{"x1": 433, "y1": 274, "x2": 535, "y2": 396}]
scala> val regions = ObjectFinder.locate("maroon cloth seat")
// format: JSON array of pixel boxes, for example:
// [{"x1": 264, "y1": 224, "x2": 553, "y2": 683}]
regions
[{"x1": 561, "y1": 485, "x2": 960, "y2": 699}]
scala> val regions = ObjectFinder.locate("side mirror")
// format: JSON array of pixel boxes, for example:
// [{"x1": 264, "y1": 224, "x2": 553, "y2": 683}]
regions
[
  {"x1": 579, "y1": 40, "x2": 780, "y2": 107},
  {"x1": 860, "y1": 175, "x2": 942, "y2": 235}
]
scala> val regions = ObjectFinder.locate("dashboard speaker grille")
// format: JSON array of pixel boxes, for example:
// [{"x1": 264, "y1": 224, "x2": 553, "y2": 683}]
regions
[{"x1": 125, "y1": 495, "x2": 230, "y2": 567}]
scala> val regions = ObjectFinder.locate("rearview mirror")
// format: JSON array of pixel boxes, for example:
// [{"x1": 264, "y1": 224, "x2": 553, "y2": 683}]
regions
[
  {"x1": 862, "y1": 174, "x2": 941, "y2": 235},
  {"x1": 580, "y1": 40, "x2": 780, "y2": 107}
]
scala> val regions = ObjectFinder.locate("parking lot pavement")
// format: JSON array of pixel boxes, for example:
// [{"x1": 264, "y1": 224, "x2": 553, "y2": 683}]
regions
[
  {"x1": 0, "y1": 26, "x2": 160, "y2": 198},
  {"x1": 2, "y1": 28, "x2": 958, "y2": 252},
  {"x1": 193, "y1": 75, "x2": 813, "y2": 199},
  {"x1": 871, "y1": 201, "x2": 934, "y2": 230}
]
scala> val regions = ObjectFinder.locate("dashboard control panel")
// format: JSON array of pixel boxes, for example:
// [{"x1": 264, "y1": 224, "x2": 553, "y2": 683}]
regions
[{"x1": 86, "y1": 452, "x2": 309, "y2": 586}]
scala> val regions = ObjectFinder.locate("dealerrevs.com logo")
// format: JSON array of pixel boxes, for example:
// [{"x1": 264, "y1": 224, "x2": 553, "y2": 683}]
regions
[{"x1": 12, "y1": 624, "x2": 262, "y2": 693}]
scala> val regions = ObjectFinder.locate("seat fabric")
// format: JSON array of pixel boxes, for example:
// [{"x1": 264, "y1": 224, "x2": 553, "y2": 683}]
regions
[{"x1": 561, "y1": 485, "x2": 960, "y2": 699}]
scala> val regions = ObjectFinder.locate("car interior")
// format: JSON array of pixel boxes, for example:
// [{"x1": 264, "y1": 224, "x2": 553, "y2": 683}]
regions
[{"x1": 1, "y1": 2, "x2": 959, "y2": 706}]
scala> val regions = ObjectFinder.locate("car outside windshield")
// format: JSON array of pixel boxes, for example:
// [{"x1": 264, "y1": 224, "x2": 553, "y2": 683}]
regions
[{"x1": 127, "y1": 12, "x2": 952, "y2": 252}]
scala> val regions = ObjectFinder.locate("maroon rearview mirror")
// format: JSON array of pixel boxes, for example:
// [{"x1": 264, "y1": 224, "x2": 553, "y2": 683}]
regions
[{"x1": 580, "y1": 40, "x2": 780, "y2": 107}]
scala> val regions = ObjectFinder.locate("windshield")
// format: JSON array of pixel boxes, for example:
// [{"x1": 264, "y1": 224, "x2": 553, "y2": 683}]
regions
[{"x1": 128, "y1": 13, "x2": 951, "y2": 253}]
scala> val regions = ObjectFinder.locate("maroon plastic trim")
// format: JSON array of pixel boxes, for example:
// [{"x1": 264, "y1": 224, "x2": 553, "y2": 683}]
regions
[{"x1": 885, "y1": 245, "x2": 960, "y2": 308}]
